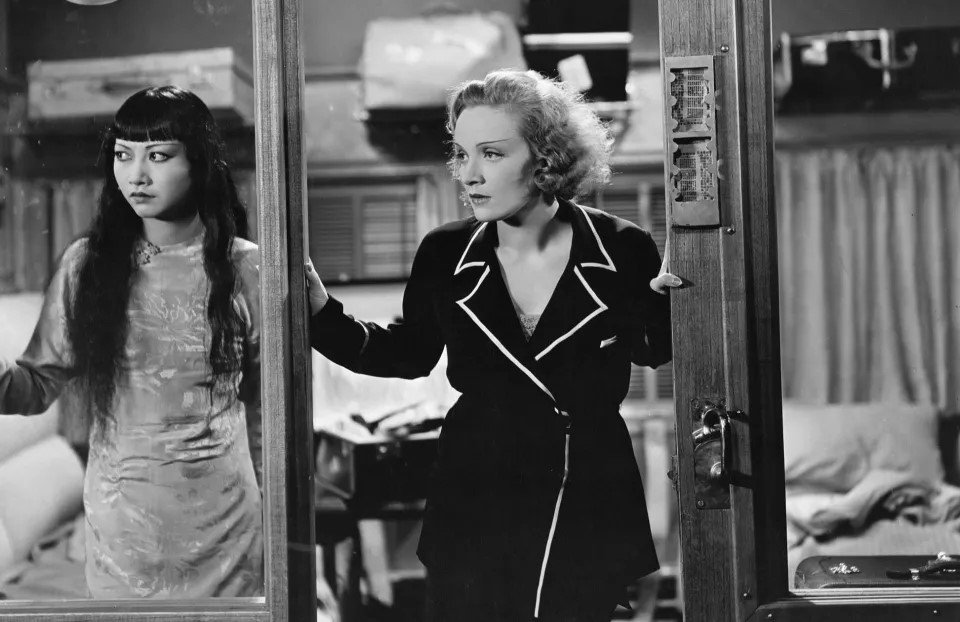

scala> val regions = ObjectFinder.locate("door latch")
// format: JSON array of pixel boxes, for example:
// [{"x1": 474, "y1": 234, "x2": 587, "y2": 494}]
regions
[{"x1": 691, "y1": 398, "x2": 736, "y2": 509}]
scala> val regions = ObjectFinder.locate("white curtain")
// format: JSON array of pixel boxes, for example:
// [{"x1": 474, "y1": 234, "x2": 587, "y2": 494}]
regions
[{"x1": 776, "y1": 145, "x2": 960, "y2": 411}]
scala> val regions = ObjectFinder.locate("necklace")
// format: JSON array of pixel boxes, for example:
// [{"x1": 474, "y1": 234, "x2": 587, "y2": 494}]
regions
[{"x1": 135, "y1": 240, "x2": 162, "y2": 267}]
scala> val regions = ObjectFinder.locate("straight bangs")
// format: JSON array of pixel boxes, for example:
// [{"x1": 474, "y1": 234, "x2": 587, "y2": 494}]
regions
[
  {"x1": 110, "y1": 91, "x2": 197, "y2": 144},
  {"x1": 111, "y1": 112, "x2": 181, "y2": 144}
]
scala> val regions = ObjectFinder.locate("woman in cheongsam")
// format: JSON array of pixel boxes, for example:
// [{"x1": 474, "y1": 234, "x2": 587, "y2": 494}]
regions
[{"x1": 0, "y1": 86, "x2": 263, "y2": 598}]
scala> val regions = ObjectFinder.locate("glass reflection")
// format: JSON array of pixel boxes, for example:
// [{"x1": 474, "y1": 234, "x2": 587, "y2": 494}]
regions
[
  {"x1": 0, "y1": 0, "x2": 260, "y2": 601},
  {"x1": 775, "y1": 4, "x2": 960, "y2": 591}
]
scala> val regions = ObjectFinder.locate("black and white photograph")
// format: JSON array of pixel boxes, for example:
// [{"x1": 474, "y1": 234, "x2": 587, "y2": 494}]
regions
[{"x1": 0, "y1": 1, "x2": 959, "y2": 621}]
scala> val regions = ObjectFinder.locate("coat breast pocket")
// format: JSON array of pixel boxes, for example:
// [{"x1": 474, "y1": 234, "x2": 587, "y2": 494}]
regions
[{"x1": 599, "y1": 334, "x2": 619, "y2": 349}]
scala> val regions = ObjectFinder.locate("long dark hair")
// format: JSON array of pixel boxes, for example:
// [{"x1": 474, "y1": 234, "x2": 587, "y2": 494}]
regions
[{"x1": 66, "y1": 85, "x2": 249, "y2": 433}]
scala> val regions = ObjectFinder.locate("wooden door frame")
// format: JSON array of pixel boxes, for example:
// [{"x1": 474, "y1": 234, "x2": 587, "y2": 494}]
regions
[
  {"x1": 659, "y1": 0, "x2": 960, "y2": 620},
  {"x1": 264, "y1": 0, "x2": 317, "y2": 618},
  {"x1": 658, "y1": 0, "x2": 777, "y2": 618}
]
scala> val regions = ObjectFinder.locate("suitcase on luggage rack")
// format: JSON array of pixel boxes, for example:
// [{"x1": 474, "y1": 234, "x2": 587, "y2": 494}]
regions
[
  {"x1": 27, "y1": 47, "x2": 254, "y2": 125},
  {"x1": 795, "y1": 553, "x2": 960, "y2": 589},
  {"x1": 776, "y1": 26, "x2": 960, "y2": 114},
  {"x1": 315, "y1": 424, "x2": 440, "y2": 507}
]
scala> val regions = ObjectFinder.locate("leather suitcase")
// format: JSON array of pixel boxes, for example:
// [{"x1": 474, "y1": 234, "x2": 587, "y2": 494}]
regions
[
  {"x1": 359, "y1": 11, "x2": 525, "y2": 112},
  {"x1": 795, "y1": 554, "x2": 960, "y2": 589},
  {"x1": 776, "y1": 26, "x2": 960, "y2": 114},
  {"x1": 315, "y1": 425, "x2": 440, "y2": 507},
  {"x1": 26, "y1": 47, "x2": 254, "y2": 124}
]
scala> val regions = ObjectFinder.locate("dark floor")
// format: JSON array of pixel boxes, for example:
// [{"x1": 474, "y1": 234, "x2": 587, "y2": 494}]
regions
[{"x1": 341, "y1": 574, "x2": 684, "y2": 622}]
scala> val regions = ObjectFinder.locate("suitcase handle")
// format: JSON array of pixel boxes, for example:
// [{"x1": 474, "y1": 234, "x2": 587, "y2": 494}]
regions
[
  {"x1": 886, "y1": 552, "x2": 960, "y2": 580},
  {"x1": 851, "y1": 40, "x2": 918, "y2": 72},
  {"x1": 99, "y1": 71, "x2": 209, "y2": 96}
]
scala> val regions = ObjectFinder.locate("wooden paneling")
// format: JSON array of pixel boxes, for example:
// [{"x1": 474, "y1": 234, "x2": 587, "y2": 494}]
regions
[{"x1": 658, "y1": 0, "x2": 762, "y2": 620}]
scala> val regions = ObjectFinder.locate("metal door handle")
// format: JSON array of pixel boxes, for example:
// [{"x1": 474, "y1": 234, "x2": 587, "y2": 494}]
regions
[
  {"x1": 699, "y1": 406, "x2": 730, "y2": 483},
  {"x1": 690, "y1": 400, "x2": 735, "y2": 509}
]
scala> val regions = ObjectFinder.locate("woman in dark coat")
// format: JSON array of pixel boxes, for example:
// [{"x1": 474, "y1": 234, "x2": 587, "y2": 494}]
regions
[{"x1": 307, "y1": 69, "x2": 680, "y2": 621}]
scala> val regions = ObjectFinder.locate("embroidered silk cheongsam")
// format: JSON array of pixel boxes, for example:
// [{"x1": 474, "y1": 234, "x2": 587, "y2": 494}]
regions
[{"x1": 0, "y1": 233, "x2": 263, "y2": 598}]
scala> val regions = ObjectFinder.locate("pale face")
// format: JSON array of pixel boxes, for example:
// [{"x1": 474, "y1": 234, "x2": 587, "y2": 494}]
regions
[
  {"x1": 113, "y1": 139, "x2": 194, "y2": 222},
  {"x1": 452, "y1": 105, "x2": 540, "y2": 223}
]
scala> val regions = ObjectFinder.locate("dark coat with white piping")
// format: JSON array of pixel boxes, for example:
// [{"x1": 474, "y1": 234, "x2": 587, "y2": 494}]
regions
[{"x1": 310, "y1": 198, "x2": 672, "y2": 618}]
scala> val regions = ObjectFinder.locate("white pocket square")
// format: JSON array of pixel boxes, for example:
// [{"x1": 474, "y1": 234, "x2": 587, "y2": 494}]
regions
[{"x1": 600, "y1": 336, "x2": 618, "y2": 348}]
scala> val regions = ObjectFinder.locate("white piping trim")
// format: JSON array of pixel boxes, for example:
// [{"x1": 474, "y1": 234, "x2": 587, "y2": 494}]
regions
[
  {"x1": 577, "y1": 205, "x2": 617, "y2": 271},
  {"x1": 534, "y1": 266, "x2": 608, "y2": 361},
  {"x1": 355, "y1": 319, "x2": 371, "y2": 355},
  {"x1": 454, "y1": 223, "x2": 488, "y2": 274},
  {"x1": 533, "y1": 433, "x2": 570, "y2": 618},
  {"x1": 456, "y1": 266, "x2": 556, "y2": 402}
]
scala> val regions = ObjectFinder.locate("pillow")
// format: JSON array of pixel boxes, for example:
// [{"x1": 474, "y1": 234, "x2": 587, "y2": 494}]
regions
[
  {"x1": 782, "y1": 401, "x2": 942, "y2": 493},
  {"x1": 0, "y1": 293, "x2": 60, "y2": 464},
  {"x1": 0, "y1": 435, "x2": 84, "y2": 573}
]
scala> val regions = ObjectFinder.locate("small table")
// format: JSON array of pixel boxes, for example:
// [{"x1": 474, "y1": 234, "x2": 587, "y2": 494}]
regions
[{"x1": 315, "y1": 482, "x2": 426, "y2": 621}]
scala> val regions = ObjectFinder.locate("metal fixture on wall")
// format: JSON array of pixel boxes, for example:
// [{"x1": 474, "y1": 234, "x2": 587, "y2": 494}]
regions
[{"x1": 662, "y1": 54, "x2": 720, "y2": 227}]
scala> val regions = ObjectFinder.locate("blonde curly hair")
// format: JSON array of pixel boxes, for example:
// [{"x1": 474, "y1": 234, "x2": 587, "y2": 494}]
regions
[{"x1": 446, "y1": 70, "x2": 613, "y2": 201}]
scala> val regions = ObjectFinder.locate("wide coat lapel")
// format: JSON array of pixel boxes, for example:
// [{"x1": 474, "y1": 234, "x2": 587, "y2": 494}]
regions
[
  {"x1": 452, "y1": 201, "x2": 619, "y2": 402},
  {"x1": 527, "y1": 201, "x2": 617, "y2": 363},
  {"x1": 454, "y1": 222, "x2": 557, "y2": 400}
]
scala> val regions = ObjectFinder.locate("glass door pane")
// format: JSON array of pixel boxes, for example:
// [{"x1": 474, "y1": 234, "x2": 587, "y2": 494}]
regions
[
  {"x1": 0, "y1": 0, "x2": 265, "y2": 605},
  {"x1": 773, "y1": 0, "x2": 960, "y2": 595}
]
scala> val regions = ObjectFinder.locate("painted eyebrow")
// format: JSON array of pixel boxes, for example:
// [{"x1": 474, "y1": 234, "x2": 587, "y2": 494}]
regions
[
  {"x1": 478, "y1": 139, "x2": 511, "y2": 147},
  {"x1": 114, "y1": 141, "x2": 181, "y2": 148},
  {"x1": 452, "y1": 138, "x2": 512, "y2": 149}
]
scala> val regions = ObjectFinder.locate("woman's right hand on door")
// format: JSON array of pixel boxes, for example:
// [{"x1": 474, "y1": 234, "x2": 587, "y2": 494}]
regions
[{"x1": 305, "y1": 258, "x2": 329, "y2": 315}]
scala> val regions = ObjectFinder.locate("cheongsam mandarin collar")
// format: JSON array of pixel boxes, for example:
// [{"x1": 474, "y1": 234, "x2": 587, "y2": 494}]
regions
[{"x1": 135, "y1": 230, "x2": 205, "y2": 267}]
